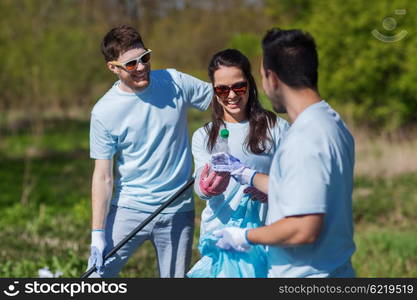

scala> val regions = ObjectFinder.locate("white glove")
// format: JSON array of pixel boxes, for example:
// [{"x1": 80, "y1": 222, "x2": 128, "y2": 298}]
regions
[
  {"x1": 88, "y1": 230, "x2": 106, "y2": 273},
  {"x1": 213, "y1": 227, "x2": 252, "y2": 252},
  {"x1": 211, "y1": 153, "x2": 257, "y2": 186}
]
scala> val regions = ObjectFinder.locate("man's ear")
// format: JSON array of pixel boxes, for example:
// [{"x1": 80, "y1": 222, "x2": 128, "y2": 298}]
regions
[
  {"x1": 268, "y1": 69, "x2": 281, "y2": 90},
  {"x1": 107, "y1": 62, "x2": 119, "y2": 75}
]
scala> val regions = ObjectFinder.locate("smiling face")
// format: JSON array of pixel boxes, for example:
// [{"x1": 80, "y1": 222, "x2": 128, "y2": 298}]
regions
[
  {"x1": 107, "y1": 47, "x2": 151, "y2": 93},
  {"x1": 213, "y1": 66, "x2": 249, "y2": 123}
]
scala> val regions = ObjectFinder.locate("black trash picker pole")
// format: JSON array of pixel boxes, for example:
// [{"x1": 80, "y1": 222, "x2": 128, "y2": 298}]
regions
[{"x1": 81, "y1": 177, "x2": 195, "y2": 278}]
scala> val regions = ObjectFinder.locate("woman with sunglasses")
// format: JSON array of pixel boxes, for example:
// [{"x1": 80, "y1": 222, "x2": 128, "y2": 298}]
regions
[{"x1": 187, "y1": 49, "x2": 289, "y2": 278}]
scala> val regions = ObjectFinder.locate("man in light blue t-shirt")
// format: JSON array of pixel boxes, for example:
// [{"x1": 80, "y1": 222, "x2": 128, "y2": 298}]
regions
[
  {"x1": 87, "y1": 25, "x2": 213, "y2": 277},
  {"x1": 212, "y1": 28, "x2": 356, "y2": 277}
]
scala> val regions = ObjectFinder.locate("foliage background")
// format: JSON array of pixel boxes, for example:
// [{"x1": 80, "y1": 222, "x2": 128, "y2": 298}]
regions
[{"x1": 1, "y1": 0, "x2": 416, "y2": 277}]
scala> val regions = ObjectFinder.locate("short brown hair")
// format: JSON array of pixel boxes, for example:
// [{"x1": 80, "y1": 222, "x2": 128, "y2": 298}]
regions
[
  {"x1": 262, "y1": 28, "x2": 318, "y2": 90},
  {"x1": 101, "y1": 25, "x2": 146, "y2": 62}
]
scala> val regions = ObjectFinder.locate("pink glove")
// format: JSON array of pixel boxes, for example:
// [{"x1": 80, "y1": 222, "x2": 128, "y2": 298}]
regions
[
  {"x1": 199, "y1": 163, "x2": 231, "y2": 197},
  {"x1": 244, "y1": 187, "x2": 268, "y2": 203}
]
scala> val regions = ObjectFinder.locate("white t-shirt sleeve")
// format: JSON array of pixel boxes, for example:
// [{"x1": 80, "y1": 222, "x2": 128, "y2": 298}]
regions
[
  {"x1": 89, "y1": 113, "x2": 117, "y2": 159},
  {"x1": 276, "y1": 135, "x2": 329, "y2": 216},
  {"x1": 191, "y1": 127, "x2": 212, "y2": 200},
  {"x1": 177, "y1": 71, "x2": 213, "y2": 111},
  {"x1": 191, "y1": 128, "x2": 211, "y2": 172}
]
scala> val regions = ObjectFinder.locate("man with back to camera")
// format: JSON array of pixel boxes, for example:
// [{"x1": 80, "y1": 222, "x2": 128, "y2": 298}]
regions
[
  {"x1": 212, "y1": 28, "x2": 356, "y2": 277},
  {"x1": 87, "y1": 24, "x2": 213, "y2": 277}
]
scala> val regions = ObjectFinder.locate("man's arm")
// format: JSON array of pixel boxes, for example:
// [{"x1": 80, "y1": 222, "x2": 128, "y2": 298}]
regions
[
  {"x1": 91, "y1": 159, "x2": 113, "y2": 230},
  {"x1": 176, "y1": 70, "x2": 213, "y2": 111},
  {"x1": 252, "y1": 173, "x2": 270, "y2": 194},
  {"x1": 248, "y1": 214, "x2": 323, "y2": 246},
  {"x1": 214, "y1": 214, "x2": 324, "y2": 251}
]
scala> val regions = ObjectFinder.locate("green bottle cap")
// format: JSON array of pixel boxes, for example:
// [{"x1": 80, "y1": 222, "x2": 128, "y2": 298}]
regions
[{"x1": 220, "y1": 128, "x2": 229, "y2": 138}]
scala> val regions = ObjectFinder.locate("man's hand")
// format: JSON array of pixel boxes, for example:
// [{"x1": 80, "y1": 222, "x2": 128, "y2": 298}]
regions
[
  {"x1": 88, "y1": 230, "x2": 106, "y2": 274},
  {"x1": 199, "y1": 163, "x2": 231, "y2": 197},
  {"x1": 211, "y1": 153, "x2": 256, "y2": 186},
  {"x1": 244, "y1": 187, "x2": 267, "y2": 203},
  {"x1": 213, "y1": 227, "x2": 252, "y2": 252}
]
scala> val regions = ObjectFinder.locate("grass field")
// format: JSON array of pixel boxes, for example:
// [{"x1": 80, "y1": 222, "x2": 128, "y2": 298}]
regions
[{"x1": 1, "y1": 116, "x2": 416, "y2": 278}]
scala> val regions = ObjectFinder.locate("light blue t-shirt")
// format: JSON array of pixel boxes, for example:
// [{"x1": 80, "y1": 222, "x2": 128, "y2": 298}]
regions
[
  {"x1": 192, "y1": 117, "x2": 290, "y2": 237},
  {"x1": 90, "y1": 69, "x2": 213, "y2": 214},
  {"x1": 266, "y1": 100, "x2": 356, "y2": 278}
]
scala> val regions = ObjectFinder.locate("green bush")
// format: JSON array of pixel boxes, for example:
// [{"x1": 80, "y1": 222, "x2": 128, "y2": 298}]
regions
[{"x1": 282, "y1": 0, "x2": 417, "y2": 129}]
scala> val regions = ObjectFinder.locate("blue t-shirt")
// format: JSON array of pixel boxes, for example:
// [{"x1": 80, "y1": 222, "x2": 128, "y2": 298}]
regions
[
  {"x1": 90, "y1": 69, "x2": 213, "y2": 214},
  {"x1": 192, "y1": 118, "x2": 290, "y2": 237},
  {"x1": 266, "y1": 100, "x2": 356, "y2": 278}
]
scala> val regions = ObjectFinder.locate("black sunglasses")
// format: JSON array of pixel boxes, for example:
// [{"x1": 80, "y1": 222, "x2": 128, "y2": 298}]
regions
[{"x1": 214, "y1": 81, "x2": 248, "y2": 99}]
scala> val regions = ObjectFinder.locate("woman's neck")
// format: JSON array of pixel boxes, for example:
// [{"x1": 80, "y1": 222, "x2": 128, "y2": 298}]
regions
[{"x1": 223, "y1": 112, "x2": 247, "y2": 123}]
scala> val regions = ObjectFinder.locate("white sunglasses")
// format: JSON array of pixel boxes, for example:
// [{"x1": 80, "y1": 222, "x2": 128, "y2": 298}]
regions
[{"x1": 110, "y1": 49, "x2": 152, "y2": 72}]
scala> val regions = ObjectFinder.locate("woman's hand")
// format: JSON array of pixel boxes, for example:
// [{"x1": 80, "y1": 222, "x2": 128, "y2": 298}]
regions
[
  {"x1": 244, "y1": 187, "x2": 267, "y2": 203},
  {"x1": 199, "y1": 163, "x2": 231, "y2": 197}
]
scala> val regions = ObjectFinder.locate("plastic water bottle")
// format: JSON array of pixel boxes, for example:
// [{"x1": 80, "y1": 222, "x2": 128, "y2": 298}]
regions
[
  {"x1": 211, "y1": 128, "x2": 230, "y2": 170},
  {"x1": 214, "y1": 128, "x2": 230, "y2": 154}
]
